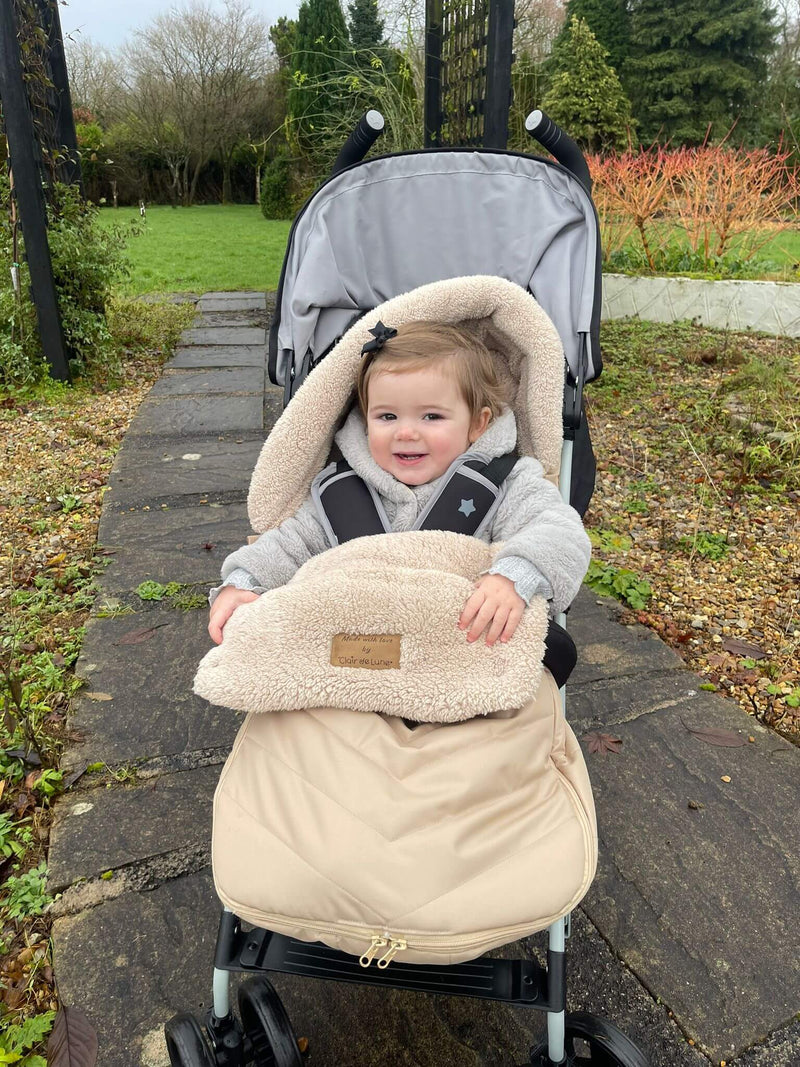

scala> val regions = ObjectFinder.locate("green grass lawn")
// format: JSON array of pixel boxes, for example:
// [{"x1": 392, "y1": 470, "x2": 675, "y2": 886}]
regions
[
  {"x1": 98, "y1": 204, "x2": 291, "y2": 295},
  {"x1": 100, "y1": 203, "x2": 799, "y2": 297}
]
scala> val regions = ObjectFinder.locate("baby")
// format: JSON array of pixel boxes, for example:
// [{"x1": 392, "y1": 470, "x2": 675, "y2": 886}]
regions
[{"x1": 209, "y1": 321, "x2": 591, "y2": 646}]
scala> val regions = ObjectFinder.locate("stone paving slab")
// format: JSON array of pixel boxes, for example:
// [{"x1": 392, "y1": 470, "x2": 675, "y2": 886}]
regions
[
  {"x1": 149, "y1": 368, "x2": 264, "y2": 397},
  {"x1": 97, "y1": 501, "x2": 250, "y2": 593},
  {"x1": 68, "y1": 609, "x2": 239, "y2": 768},
  {"x1": 199, "y1": 296, "x2": 267, "y2": 312},
  {"x1": 52, "y1": 869, "x2": 700, "y2": 1067},
  {"x1": 581, "y1": 698, "x2": 800, "y2": 1060},
  {"x1": 125, "y1": 394, "x2": 264, "y2": 436},
  {"x1": 193, "y1": 314, "x2": 265, "y2": 328},
  {"x1": 181, "y1": 326, "x2": 266, "y2": 346},
  {"x1": 201, "y1": 291, "x2": 267, "y2": 301},
  {"x1": 107, "y1": 438, "x2": 264, "y2": 507},
  {"x1": 568, "y1": 669, "x2": 701, "y2": 732},
  {"x1": 570, "y1": 589, "x2": 684, "y2": 684},
  {"x1": 169, "y1": 345, "x2": 267, "y2": 369},
  {"x1": 49, "y1": 765, "x2": 218, "y2": 889}
]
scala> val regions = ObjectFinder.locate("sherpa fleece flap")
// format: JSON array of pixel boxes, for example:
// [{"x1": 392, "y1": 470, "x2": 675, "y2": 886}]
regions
[
  {"x1": 247, "y1": 275, "x2": 565, "y2": 533},
  {"x1": 194, "y1": 531, "x2": 548, "y2": 723}
]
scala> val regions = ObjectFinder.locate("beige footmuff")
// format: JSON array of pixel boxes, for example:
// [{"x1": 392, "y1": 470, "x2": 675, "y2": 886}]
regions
[{"x1": 195, "y1": 276, "x2": 597, "y2": 968}]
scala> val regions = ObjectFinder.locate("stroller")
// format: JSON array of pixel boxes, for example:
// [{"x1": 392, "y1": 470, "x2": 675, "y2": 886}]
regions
[{"x1": 165, "y1": 111, "x2": 650, "y2": 1067}]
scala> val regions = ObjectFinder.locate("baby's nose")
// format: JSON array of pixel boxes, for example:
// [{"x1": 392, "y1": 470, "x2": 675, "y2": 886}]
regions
[{"x1": 395, "y1": 423, "x2": 419, "y2": 440}]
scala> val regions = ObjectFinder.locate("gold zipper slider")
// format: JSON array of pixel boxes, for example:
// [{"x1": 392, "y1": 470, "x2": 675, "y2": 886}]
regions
[
  {"x1": 359, "y1": 936, "x2": 387, "y2": 968},
  {"x1": 376, "y1": 938, "x2": 407, "y2": 969}
]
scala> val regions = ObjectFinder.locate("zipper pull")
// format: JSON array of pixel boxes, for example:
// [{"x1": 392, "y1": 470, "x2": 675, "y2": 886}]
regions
[
  {"x1": 376, "y1": 938, "x2": 407, "y2": 969},
  {"x1": 359, "y1": 936, "x2": 387, "y2": 968}
]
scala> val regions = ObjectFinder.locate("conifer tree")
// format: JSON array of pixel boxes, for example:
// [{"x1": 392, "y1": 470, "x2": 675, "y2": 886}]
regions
[
  {"x1": 625, "y1": 0, "x2": 777, "y2": 144},
  {"x1": 542, "y1": 16, "x2": 632, "y2": 150},
  {"x1": 347, "y1": 0, "x2": 385, "y2": 51},
  {"x1": 289, "y1": 0, "x2": 349, "y2": 134},
  {"x1": 551, "y1": 0, "x2": 631, "y2": 75}
]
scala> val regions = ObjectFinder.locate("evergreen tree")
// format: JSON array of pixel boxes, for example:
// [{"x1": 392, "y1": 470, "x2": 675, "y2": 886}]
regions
[
  {"x1": 625, "y1": 0, "x2": 777, "y2": 144},
  {"x1": 269, "y1": 16, "x2": 298, "y2": 70},
  {"x1": 348, "y1": 0, "x2": 385, "y2": 51},
  {"x1": 542, "y1": 17, "x2": 633, "y2": 150},
  {"x1": 551, "y1": 0, "x2": 631, "y2": 75},
  {"x1": 289, "y1": 0, "x2": 349, "y2": 135}
]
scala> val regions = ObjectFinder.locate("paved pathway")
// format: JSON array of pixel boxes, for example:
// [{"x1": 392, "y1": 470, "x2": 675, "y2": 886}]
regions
[{"x1": 50, "y1": 292, "x2": 800, "y2": 1067}]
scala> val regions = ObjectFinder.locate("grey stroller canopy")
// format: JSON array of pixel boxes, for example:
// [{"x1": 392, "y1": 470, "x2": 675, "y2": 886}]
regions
[{"x1": 269, "y1": 148, "x2": 603, "y2": 398}]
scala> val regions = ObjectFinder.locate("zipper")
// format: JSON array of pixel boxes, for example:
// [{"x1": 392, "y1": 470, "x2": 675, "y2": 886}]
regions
[
  {"x1": 376, "y1": 938, "x2": 407, "y2": 969},
  {"x1": 359, "y1": 936, "x2": 387, "y2": 967}
]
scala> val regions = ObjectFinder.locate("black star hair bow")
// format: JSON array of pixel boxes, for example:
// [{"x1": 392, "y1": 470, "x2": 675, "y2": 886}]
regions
[{"x1": 360, "y1": 321, "x2": 398, "y2": 357}]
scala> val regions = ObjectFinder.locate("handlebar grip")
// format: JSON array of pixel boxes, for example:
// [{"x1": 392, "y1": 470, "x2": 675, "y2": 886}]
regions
[
  {"x1": 331, "y1": 110, "x2": 385, "y2": 177},
  {"x1": 525, "y1": 109, "x2": 591, "y2": 193}
]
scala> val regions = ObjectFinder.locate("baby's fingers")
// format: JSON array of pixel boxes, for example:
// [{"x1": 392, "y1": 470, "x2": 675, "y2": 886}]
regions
[
  {"x1": 500, "y1": 605, "x2": 525, "y2": 643},
  {"x1": 458, "y1": 588, "x2": 486, "y2": 631},
  {"x1": 485, "y1": 607, "x2": 510, "y2": 647}
]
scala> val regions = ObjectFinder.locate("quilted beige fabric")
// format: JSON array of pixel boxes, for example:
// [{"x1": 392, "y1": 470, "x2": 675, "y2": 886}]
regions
[
  {"x1": 194, "y1": 532, "x2": 549, "y2": 723},
  {"x1": 213, "y1": 671, "x2": 597, "y2": 966}
]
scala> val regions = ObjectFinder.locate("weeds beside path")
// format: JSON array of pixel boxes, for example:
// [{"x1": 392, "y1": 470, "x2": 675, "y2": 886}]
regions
[
  {"x1": 0, "y1": 301, "x2": 193, "y2": 1059},
  {"x1": 586, "y1": 320, "x2": 800, "y2": 744}
]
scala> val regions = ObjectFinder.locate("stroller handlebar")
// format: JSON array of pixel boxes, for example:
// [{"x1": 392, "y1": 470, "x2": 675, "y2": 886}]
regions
[
  {"x1": 331, "y1": 110, "x2": 385, "y2": 176},
  {"x1": 525, "y1": 110, "x2": 592, "y2": 194}
]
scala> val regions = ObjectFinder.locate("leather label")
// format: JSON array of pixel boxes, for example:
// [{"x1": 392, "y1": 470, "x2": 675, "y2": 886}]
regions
[{"x1": 330, "y1": 633, "x2": 401, "y2": 670}]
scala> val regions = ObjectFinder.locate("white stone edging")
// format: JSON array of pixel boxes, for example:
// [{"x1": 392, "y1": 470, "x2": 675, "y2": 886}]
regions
[{"x1": 602, "y1": 272, "x2": 800, "y2": 338}]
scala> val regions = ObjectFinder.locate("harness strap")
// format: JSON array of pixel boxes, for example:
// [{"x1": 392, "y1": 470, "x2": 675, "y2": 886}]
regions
[{"x1": 312, "y1": 449, "x2": 519, "y2": 547}]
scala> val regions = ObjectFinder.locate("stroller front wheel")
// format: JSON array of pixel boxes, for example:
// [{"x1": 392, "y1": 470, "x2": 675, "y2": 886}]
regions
[
  {"x1": 238, "y1": 976, "x2": 304, "y2": 1067},
  {"x1": 165, "y1": 1013, "x2": 216, "y2": 1067},
  {"x1": 529, "y1": 1011, "x2": 650, "y2": 1066}
]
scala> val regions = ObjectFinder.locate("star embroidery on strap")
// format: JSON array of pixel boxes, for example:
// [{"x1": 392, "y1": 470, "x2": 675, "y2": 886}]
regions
[{"x1": 458, "y1": 498, "x2": 476, "y2": 517}]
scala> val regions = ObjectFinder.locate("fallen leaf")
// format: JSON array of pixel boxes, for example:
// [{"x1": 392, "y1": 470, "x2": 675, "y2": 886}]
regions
[
  {"x1": 583, "y1": 731, "x2": 623, "y2": 754},
  {"x1": 681, "y1": 720, "x2": 747, "y2": 747},
  {"x1": 46, "y1": 552, "x2": 67, "y2": 567},
  {"x1": 687, "y1": 800, "x2": 704, "y2": 810},
  {"x1": 114, "y1": 623, "x2": 169, "y2": 645},
  {"x1": 47, "y1": 1005, "x2": 99, "y2": 1067},
  {"x1": 721, "y1": 775, "x2": 732, "y2": 783},
  {"x1": 63, "y1": 762, "x2": 89, "y2": 791},
  {"x1": 721, "y1": 638, "x2": 766, "y2": 659},
  {"x1": 0, "y1": 781, "x2": 5, "y2": 801},
  {"x1": 84, "y1": 692, "x2": 113, "y2": 701}
]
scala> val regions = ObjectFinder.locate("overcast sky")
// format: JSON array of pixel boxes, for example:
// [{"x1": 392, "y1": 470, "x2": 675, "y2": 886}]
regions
[{"x1": 59, "y1": 0, "x2": 300, "y2": 50}]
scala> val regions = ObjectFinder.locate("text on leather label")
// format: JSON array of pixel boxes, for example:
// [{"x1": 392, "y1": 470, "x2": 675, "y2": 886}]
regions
[{"x1": 330, "y1": 633, "x2": 401, "y2": 670}]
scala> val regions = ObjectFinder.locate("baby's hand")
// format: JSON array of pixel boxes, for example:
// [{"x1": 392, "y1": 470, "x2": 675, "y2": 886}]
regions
[
  {"x1": 208, "y1": 586, "x2": 260, "y2": 644},
  {"x1": 458, "y1": 574, "x2": 525, "y2": 647}
]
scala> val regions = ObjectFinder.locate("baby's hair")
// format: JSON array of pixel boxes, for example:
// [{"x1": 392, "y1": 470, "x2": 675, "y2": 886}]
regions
[{"x1": 357, "y1": 321, "x2": 509, "y2": 421}]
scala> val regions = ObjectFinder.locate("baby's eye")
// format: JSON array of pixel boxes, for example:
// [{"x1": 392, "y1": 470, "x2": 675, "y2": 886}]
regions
[
  {"x1": 422, "y1": 413, "x2": 443, "y2": 421},
  {"x1": 377, "y1": 413, "x2": 396, "y2": 421}
]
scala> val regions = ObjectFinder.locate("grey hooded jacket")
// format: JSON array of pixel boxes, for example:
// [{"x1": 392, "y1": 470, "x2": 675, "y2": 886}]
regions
[{"x1": 214, "y1": 407, "x2": 591, "y2": 613}]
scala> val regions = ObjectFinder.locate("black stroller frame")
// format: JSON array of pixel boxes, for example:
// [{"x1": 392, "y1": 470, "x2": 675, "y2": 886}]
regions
[{"x1": 166, "y1": 111, "x2": 649, "y2": 1067}]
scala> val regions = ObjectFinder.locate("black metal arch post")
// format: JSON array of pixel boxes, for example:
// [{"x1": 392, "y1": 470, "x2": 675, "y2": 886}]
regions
[
  {"x1": 34, "y1": 0, "x2": 83, "y2": 192},
  {"x1": 0, "y1": 0, "x2": 71, "y2": 381},
  {"x1": 424, "y1": 0, "x2": 515, "y2": 150}
]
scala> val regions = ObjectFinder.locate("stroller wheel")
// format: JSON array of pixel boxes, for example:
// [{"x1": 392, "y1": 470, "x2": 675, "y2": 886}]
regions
[
  {"x1": 238, "y1": 976, "x2": 304, "y2": 1067},
  {"x1": 165, "y1": 1013, "x2": 216, "y2": 1067},
  {"x1": 529, "y1": 1012, "x2": 650, "y2": 1066}
]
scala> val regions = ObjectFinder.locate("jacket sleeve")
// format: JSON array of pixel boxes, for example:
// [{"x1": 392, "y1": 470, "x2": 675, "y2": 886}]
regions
[
  {"x1": 209, "y1": 498, "x2": 330, "y2": 603},
  {"x1": 488, "y1": 457, "x2": 591, "y2": 613}
]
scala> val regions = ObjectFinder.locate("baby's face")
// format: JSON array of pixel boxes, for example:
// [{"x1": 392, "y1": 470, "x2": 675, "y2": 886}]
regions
[{"x1": 366, "y1": 366, "x2": 490, "y2": 486}]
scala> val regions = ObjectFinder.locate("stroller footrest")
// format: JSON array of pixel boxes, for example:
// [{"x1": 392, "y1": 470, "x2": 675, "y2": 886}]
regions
[{"x1": 217, "y1": 924, "x2": 545, "y2": 1004}]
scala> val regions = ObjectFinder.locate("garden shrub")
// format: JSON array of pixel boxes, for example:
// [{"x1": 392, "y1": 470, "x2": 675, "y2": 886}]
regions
[
  {"x1": 260, "y1": 153, "x2": 294, "y2": 219},
  {"x1": 0, "y1": 177, "x2": 132, "y2": 389}
]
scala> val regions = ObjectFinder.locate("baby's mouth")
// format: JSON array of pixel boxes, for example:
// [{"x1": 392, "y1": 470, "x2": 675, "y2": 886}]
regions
[{"x1": 394, "y1": 453, "x2": 427, "y2": 462}]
